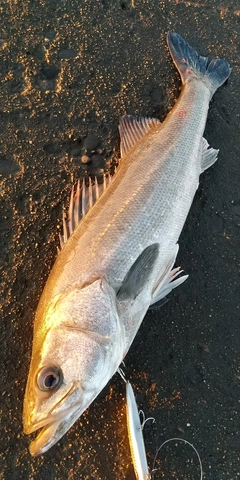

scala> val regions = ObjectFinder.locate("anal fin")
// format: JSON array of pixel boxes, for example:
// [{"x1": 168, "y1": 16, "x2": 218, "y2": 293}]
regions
[{"x1": 201, "y1": 137, "x2": 219, "y2": 173}]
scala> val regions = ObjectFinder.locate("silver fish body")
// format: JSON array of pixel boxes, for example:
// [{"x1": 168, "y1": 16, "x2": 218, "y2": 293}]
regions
[{"x1": 23, "y1": 32, "x2": 231, "y2": 455}]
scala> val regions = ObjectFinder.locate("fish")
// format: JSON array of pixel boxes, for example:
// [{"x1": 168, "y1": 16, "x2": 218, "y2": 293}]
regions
[
  {"x1": 126, "y1": 381, "x2": 151, "y2": 480},
  {"x1": 23, "y1": 31, "x2": 231, "y2": 456}
]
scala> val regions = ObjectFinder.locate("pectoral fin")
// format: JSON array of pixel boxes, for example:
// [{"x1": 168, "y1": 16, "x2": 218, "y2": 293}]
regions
[{"x1": 117, "y1": 244, "x2": 159, "y2": 301}]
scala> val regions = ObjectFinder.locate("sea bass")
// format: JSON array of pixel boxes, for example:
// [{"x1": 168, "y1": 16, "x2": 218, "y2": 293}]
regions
[{"x1": 23, "y1": 32, "x2": 231, "y2": 456}]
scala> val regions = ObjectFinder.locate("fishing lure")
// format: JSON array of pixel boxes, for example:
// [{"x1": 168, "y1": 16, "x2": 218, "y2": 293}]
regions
[
  {"x1": 126, "y1": 381, "x2": 152, "y2": 480},
  {"x1": 126, "y1": 380, "x2": 203, "y2": 480}
]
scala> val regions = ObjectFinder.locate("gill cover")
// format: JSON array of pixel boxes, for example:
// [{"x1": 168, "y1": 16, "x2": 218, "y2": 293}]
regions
[{"x1": 23, "y1": 277, "x2": 125, "y2": 455}]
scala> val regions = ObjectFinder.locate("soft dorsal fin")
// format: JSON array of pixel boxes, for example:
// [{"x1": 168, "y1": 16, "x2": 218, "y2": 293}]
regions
[
  {"x1": 59, "y1": 174, "x2": 113, "y2": 249},
  {"x1": 119, "y1": 115, "x2": 161, "y2": 157},
  {"x1": 117, "y1": 243, "x2": 159, "y2": 300}
]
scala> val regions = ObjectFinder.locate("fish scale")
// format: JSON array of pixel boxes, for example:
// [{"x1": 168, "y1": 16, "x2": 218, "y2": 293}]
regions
[
  {"x1": 49, "y1": 82, "x2": 205, "y2": 293},
  {"x1": 57, "y1": 89, "x2": 209, "y2": 287}
]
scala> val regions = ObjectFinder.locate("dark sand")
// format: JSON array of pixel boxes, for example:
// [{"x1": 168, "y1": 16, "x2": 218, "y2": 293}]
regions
[{"x1": 0, "y1": 1, "x2": 239, "y2": 479}]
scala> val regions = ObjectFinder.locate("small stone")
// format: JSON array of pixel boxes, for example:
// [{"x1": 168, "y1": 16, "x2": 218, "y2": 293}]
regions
[
  {"x1": 37, "y1": 65, "x2": 58, "y2": 91},
  {"x1": 91, "y1": 154, "x2": 104, "y2": 168},
  {"x1": 81, "y1": 155, "x2": 90, "y2": 164},
  {"x1": 178, "y1": 293, "x2": 187, "y2": 306},
  {"x1": 0, "y1": 156, "x2": 20, "y2": 177},
  {"x1": 43, "y1": 143, "x2": 61, "y2": 155},
  {"x1": 230, "y1": 203, "x2": 240, "y2": 216},
  {"x1": 70, "y1": 145, "x2": 81, "y2": 157},
  {"x1": 84, "y1": 134, "x2": 100, "y2": 151},
  {"x1": 9, "y1": 81, "x2": 24, "y2": 94},
  {"x1": 44, "y1": 30, "x2": 56, "y2": 42},
  {"x1": 41, "y1": 66, "x2": 58, "y2": 80},
  {"x1": 151, "y1": 85, "x2": 167, "y2": 106},
  {"x1": 145, "y1": 84, "x2": 152, "y2": 93},
  {"x1": 16, "y1": 130, "x2": 26, "y2": 140},
  {"x1": 59, "y1": 49, "x2": 76, "y2": 59},
  {"x1": 151, "y1": 88, "x2": 163, "y2": 104},
  {"x1": 207, "y1": 214, "x2": 224, "y2": 234}
]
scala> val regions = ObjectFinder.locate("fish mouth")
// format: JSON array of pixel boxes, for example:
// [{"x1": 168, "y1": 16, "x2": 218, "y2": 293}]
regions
[
  {"x1": 28, "y1": 418, "x2": 66, "y2": 456},
  {"x1": 24, "y1": 383, "x2": 84, "y2": 455},
  {"x1": 24, "y1": 410, "x2": 68, "y2": 435}
]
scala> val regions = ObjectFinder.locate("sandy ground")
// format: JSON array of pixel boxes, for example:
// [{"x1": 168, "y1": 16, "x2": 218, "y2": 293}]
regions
[{"x1": 0, "y1": 1, "x2": 239, "y2": 479}]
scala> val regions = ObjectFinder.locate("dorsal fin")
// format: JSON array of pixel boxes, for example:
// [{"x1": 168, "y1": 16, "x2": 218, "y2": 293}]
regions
[
  {"x1": 119, "y1": 115, "x2": 161, "y2": 157},
  {"x1": 59, "y1": 174, "x2": 113, "y2": 249}
]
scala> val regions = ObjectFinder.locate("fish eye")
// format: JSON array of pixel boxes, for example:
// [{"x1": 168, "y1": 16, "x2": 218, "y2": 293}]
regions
[{"x1": 36, "y1": 366, "x2": 63, "y2": 392}]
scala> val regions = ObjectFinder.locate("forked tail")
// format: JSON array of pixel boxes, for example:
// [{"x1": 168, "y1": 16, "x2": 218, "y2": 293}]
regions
[{"x1": 167, "y1": 32, "x2": 231, "y2": 97}]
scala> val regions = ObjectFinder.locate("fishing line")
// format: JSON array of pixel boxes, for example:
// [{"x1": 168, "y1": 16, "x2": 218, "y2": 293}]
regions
[
  {"x1": 151, "y1": 437, "x2": 203, "y2": 480},
  {"x1": 117, "y1": 367, "x2": 126, "y2": 382},
  {"x1": 138, "y1": 409, "x2": 155, "y2": 430},
  {"x1": 122, "y1": 377, "x2": 203, "y2": 480}
]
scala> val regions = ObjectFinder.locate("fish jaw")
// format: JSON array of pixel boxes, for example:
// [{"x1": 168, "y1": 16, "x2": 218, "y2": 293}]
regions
[
  {"x1": 24, "y1": 384, "x2": 96, "y2": 456},
  {"x1": 28, "y1": 410, "x2": 79, "y2": 456},
  {"x1": 23, "y1": 376, "x2": 83, "y2": 454},
  {"x1": 29, "y1": 419, "x2": 64, "y2": 456}
]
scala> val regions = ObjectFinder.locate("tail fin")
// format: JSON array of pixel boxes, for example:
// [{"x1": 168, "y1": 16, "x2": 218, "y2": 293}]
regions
[{"x1": 167, "y1": 32, "x2": 231, "y2": 97}]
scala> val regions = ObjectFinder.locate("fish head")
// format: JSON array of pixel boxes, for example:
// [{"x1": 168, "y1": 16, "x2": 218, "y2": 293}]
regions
[{"x1": 23, "y1": 276, "x2": 124, "y2": 455}]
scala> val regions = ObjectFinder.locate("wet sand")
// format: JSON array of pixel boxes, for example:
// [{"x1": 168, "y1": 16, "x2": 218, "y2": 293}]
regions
[{"x1": 0, "y1": 1, "x2": 239, "y2": 478}]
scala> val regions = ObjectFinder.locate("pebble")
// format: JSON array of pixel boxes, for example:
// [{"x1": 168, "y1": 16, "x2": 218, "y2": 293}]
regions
[
  {"x1": 91, "y1": 154, "x2": 104, "y2": 168},
  {"x1": 44, "y1": 30, "x2": 56, "y2": 42},
  {"x1": 184, "y1": 365, "x2": 203, "y2": 385},
  {"x1": 59, "y1": 49, "x2": 76, "y2": 59},
  {"x1": 83, "y1": 134, "x2": 100, "y2": 151},
  {"x1": 178, "y1": 293, "x2": 187, "y2": 306},
  {"x1": 70, "y1": 145, "x2": 82, "y2": 157},
  {"x1": 207, "y1": 214, "x2": 224, "y2": 234},
  {"x1": 37, "y1": 66, "x2": 58, "y2": 91},
  {"x1": 81, "y1": 155, "x2": 90, "y2": 164},
  {"x1": 43, "y1": 143, "x2": 61, "y2": 155},
  {"x1": 41, "y1": 66, "x2": 58, "y2": 80},
  {"x1": 0, "y1": 156, "x2": 20, "y2": 177},
  {"x1": 9, "y1": 81, "x2": 24, "y2": 94},
  {"x1": 151, "y1": 85, "x2": 167, "y2": 105},
  {"x1": 230, "y1": 203, "x2": 240, "y2": 216},
  {"x1": 16, "y1": 130, "x2": 26, "y2": 140}
]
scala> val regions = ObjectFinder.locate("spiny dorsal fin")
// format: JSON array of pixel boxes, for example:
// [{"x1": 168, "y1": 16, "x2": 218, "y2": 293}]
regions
[
  {"x1": 119, "y1": 115, "x2": 161, "y2": 157},
  {"x1": 59, "y1": 174, "x2": 113, "y2": 249}
]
